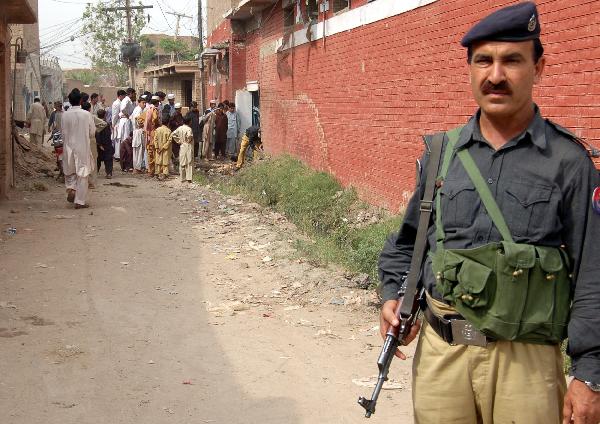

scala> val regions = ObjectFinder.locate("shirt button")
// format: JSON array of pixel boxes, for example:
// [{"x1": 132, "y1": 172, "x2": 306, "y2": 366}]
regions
[
  {"x1": 477, "y1": 236, "x2": 484, "y2": 242},
  {"x1": 487, "y1": 178, "x2": 493, "y2": 184}
]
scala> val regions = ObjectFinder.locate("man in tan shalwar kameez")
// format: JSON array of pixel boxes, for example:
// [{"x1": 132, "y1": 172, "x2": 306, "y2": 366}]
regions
[
  {"x1": 153, "y1": 116, "x2": 172, "y2": 180},
  {"x1": 170, "y1": 115, "x2": 194, "y2": 183},
  {"x1": 201, "y1": 105, "x2": 216, "y2": 159},
  {"x1": 144, "y1": 96, "x2": 160, "y2": 177},
  {"x1": 27, "y1": 98, "x2": 46, "y2": 145}
]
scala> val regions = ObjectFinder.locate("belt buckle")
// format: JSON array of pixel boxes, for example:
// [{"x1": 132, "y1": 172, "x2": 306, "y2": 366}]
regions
[{"x1": 450, "y1": 320, "x2": 488, "y2": 347}]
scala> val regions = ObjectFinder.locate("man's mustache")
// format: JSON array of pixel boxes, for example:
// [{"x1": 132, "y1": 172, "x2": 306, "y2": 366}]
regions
[{"x1": 481, "y1": 81, "x2": 511, "y2": 95}]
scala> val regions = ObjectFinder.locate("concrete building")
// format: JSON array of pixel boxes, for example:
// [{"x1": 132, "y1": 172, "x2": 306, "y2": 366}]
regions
[
  {"x1": 40, "y1": 55, "x2": 64, "y2": 104},
  {"x1": 64, "y1": 78, "x2": 124, "y2": 106},
  {"x1": 205, "y1": 0, "x2": 600, "y2": 211},
  {"x1": 0, "y1": 0, "x2": 37, "y2": 198},
  {"x1": 141, "y1": 61, "x2": 202, "y2": 108},
  {"x1": 10, "y1": 0, "x2": 41, "y2": 123},
  {"x1": 206, "y1": 1, "x2": 238, "y2": 37}
]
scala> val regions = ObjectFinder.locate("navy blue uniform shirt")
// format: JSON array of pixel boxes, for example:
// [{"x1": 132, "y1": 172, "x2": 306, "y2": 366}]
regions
[{"x1": 379, "y1": 105, "x2": 600, "y2": 383}]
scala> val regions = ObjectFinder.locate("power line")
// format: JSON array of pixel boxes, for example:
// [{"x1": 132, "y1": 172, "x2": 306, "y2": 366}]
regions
[
  {"x1": 40, "y1": 17, "x2": 80, "y2": 35},
  {"x1": 155, "y1": 0, "x2": 173, "y2": 30}
]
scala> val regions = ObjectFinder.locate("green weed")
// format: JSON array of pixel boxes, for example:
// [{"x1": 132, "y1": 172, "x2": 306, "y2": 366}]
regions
[{"x1": 226, "y1": 155, "x2": 402, "y2": 283}]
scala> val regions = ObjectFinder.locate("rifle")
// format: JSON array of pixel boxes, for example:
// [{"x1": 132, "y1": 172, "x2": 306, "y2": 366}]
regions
[
  {"x1": 357, "y1": 131, "x2": 446, "y2": 418},
  {"x1": 358, "y1": 282, "x2": 424, "y2": 417}
]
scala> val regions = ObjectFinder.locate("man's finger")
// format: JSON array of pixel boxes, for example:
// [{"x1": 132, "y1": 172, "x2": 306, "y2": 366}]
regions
[
  {"x1": 562, "y1": 395, "x2": 573, "y2": 424},
  {"x1": 395, "y1": 348, "x2": 407, "y2": 360}
]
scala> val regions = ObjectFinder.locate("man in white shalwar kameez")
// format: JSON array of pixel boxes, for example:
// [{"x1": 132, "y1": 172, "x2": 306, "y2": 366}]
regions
[
  {"x1": 111, "y1": 90, "x2": 126, "y2": 159},
  {"x1": 130, "y1": 96, "x2": 146, "y2": 173},
  {"x1": 116, "y1": 88, "x2": 135, "y2": 162},
  {"x1": 132, "y1": 115, "x2": 145, "y2": 173},
  {"x1": 62, "y1": 90, "x2": 95, "y2": 208}
]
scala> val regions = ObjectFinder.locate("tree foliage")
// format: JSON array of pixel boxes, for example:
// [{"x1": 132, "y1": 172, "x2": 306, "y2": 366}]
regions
[
  {"x1": 82, "y1": 0, "x2": 147, "y2": 85},
  {"x1": 139, "y1": 35, "x2": 156, "y2": 68},
  {"x1": 64, "y1": 69, "x2": 101, "y2": 85},
  {"x1": 159, "y1": 38, "x2": 196, "y2": 61}
]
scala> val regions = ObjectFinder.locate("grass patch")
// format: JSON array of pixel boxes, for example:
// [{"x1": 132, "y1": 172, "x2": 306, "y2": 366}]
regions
[
  {"x1": 223, "y1": 155, "x2": 402, "y2": 281},
  {"x1": 31, "y1": 182, "x2": 48, "y2": 191},
  {"x1": 192, "y1": 172, "x2": 209, "y2": 186}
]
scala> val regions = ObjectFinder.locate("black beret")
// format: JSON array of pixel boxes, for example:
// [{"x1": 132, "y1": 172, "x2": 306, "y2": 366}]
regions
[{"x1": 461, "y1": 2, "x2": 540, "y2": 47}]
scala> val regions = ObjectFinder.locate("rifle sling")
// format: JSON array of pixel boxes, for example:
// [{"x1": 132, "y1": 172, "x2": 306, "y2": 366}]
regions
[{"x1": 398, "y1": 132, "x2": 445, "y2": 318}]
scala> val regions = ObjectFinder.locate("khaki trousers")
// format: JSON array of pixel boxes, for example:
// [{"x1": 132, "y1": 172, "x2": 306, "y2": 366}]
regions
[
  {"x1": 146, "y1": 144, "x2": 156, "y2": 176},
  {"x1": 30, "y1": 133, "x2": 43, "y2": 145},
  {"x1": 235, "y1": 136, "x2": 262, "y2": 169},
  {"x1": 413, "y1": 318, "x2": 566, "y2": 424},
  {"x1": 89, "y1": 139, "x2": 97, "y2": 186}
]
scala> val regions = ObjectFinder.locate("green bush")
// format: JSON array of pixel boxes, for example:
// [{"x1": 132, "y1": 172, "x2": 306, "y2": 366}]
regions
[{"x1": 228, "y1": 155, "x2": 402, "y2": 282}]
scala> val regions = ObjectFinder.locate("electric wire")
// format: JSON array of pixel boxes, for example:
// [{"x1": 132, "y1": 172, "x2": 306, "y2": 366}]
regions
[{"x1": 154, "y1": 0, "x2": 174, "y2": 30}]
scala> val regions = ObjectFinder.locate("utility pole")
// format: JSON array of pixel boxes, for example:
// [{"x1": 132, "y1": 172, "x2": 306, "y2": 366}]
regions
[
  {"x1": 198, "y1": 0, "x2": 205, "y2": 111},
  {"x1": 166, "y1": 11, "x2": 192, "y2": 62},
  {"x1": 104, "y1": 1, "x2": 153, "y2": 88}
]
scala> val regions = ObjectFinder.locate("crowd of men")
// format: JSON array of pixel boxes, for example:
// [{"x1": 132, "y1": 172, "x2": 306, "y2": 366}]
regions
[{"x1": 32, "y1": 87, "x2": 262, "y2": 209}]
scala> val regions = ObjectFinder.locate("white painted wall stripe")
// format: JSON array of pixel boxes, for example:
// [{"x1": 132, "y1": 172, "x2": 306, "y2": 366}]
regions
[{"x1": 280, "y1": 0, "x2": 438, "y2": 50}]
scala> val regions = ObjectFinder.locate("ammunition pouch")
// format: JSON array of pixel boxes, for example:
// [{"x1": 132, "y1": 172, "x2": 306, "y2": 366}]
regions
[
  {"x1": 431, "y1": 242, "x2": 572, "y2": 344},
  {"x1": 430, "y1": 127, "x2": 573, "y2": 345}
]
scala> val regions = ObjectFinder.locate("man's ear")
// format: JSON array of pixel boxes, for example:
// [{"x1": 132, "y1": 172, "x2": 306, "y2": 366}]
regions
[{"x1": 534, "y1": 56, "x2": 546, "y2": 85}]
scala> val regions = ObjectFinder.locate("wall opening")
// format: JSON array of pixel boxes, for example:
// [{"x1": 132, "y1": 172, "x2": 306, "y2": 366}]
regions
[
  {"x1": 306, "y1": 0, "x2": 318, "y2": 20},
  {"x1": 332, "y1": 0, "x2": 349, "y2": 13}
]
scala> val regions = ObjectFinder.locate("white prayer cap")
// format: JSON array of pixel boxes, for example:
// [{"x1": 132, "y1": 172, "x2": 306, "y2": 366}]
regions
[
  {"x1": 151, "y1": 95, "x2": 159, "y2": 100},
  {"x1": 174, "y1": 103, "x2": 181, "y2": 109},
  {"x1": 209, "y1": 99, "x2": 217, "y2": 104},
  {"x1": 140, "y1": 94, "x2": 148, "y2": 99},
  {"x1": 167, "y1": 94, "x2": 175, "y2": 100}
]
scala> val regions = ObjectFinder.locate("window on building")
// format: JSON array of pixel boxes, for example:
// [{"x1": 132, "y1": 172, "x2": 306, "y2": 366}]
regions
[
  {"x1": 332, "y1": 0, "x2": 349, "y2": 13},
  {"x1": 306, "y1": 0, "x2": 318, "y2": 20},
  {"x1": 283, "y1": 0, "x2": 295, "y2": 28}
]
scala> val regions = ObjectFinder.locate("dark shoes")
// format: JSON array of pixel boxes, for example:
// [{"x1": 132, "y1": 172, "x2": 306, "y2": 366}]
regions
[
  {"x1": 74, "y1": 204, "x2": 89, "y2": 209},
  {"x1": 67, "y1": 189, "x2": 75, "y2": 203}
]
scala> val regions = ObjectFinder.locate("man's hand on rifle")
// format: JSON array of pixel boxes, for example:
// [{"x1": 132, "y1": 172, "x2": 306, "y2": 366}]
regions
[{"x1": 380, "y1": 299, "x2": 421, "y2": 360}]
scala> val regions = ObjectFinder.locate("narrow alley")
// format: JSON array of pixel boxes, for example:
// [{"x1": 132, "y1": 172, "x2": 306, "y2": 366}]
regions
[{"x1": 0, "y1": 172, "x2": 414, "y2": 423}]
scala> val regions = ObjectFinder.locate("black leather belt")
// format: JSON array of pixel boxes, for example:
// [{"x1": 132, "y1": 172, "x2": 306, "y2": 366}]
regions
[{"x1": 423, "y1": 307, "x2": 494, "y2": 347}]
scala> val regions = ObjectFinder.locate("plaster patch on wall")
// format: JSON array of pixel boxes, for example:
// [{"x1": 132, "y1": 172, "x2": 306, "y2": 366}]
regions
[
  {"x1": 295, "y1": 93, "x2": 329, "y2": 172},
  {"x1": 277, "y1": 93, "x2": 330, "y2": 171},
  {"x1": 259, "y1": 39, "x2": 282, "y2": 59}
]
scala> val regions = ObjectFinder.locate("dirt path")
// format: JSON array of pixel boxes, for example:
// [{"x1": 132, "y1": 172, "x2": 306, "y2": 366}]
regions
[{"x1": 0, "y1": 170, "x2": 414, "y2": 423}]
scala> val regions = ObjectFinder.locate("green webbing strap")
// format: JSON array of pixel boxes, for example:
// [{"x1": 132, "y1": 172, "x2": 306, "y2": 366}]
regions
[
  {"x1": 456, "y1": 149, "x2": 514, "y2": 243},
  {"x1": 435, "y1": 127, "x2": 462, "y2": 249}
]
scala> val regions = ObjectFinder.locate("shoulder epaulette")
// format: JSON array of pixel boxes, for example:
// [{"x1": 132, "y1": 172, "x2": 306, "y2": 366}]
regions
[{"x1": 545, "y1": 119, "x2": 600, "y2": 158}]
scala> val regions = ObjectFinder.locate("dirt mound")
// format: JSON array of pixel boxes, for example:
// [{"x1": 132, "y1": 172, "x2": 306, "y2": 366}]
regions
[{"x1": 13, "y1": 129, "x2": 57, "y2": 180}]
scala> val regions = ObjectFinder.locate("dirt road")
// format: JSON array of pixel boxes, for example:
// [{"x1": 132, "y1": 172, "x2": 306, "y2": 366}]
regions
[{"x1": 0, "y1": 171, "x2": 414, "y2": 423}]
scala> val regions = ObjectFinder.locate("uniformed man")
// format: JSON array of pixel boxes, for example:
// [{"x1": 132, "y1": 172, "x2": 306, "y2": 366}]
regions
[{"x1": 378, "y1": 3, "x2": 600, "y2": 423}]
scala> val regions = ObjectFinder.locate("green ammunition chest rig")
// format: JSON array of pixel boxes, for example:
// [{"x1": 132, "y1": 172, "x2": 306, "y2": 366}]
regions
[{"x1": 429, "y1": 127, "x2": 572, "y2": 344}]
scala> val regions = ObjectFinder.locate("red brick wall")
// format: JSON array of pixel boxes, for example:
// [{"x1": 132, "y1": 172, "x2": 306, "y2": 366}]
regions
[
  {"x1": 212, "y1": 0, "x2": 600, "y2": 211},
  {"x1": 206, "y1": 20, "x2": 237, "y2": 103},
  {"x1": 0, "y1": 21, "x2": 12, "y2": 198}
]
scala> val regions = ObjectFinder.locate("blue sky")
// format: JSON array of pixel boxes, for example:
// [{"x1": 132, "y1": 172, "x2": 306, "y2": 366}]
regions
[{"x1": 39, "y1": 0, "x2": 203, "y2": 69}]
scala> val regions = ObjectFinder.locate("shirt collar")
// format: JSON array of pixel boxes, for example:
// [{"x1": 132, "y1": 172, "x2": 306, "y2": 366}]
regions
[{"x1": 455, "y1": 104, "x2": 547, "y2": 151}]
